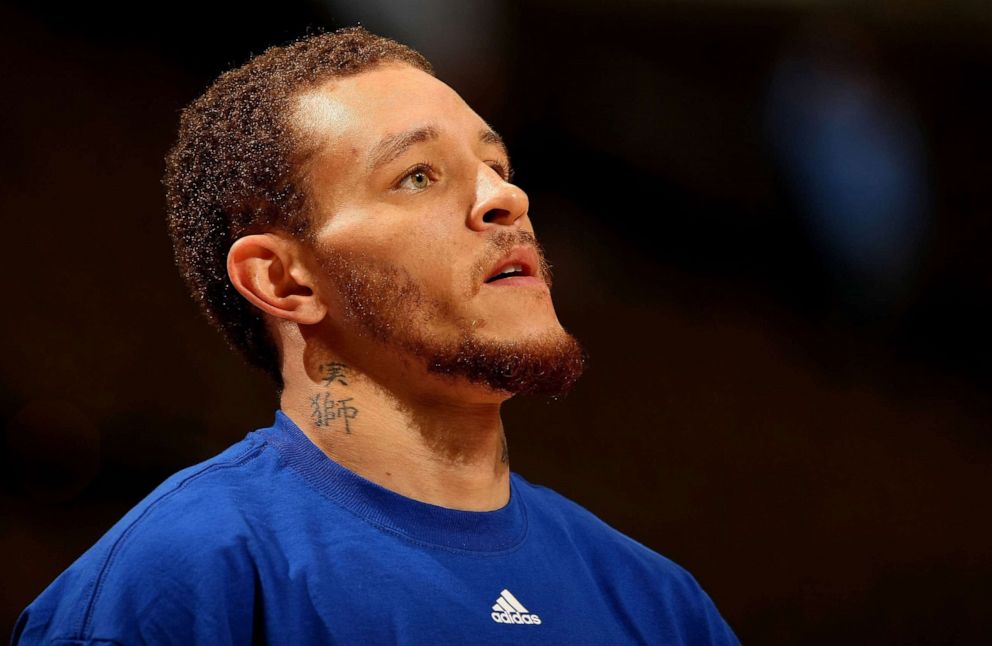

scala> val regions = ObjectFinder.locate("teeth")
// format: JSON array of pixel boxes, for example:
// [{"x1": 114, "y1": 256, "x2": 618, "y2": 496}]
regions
[{"x1": 486, "y1": 263, "x2": 526, "y2": 283}]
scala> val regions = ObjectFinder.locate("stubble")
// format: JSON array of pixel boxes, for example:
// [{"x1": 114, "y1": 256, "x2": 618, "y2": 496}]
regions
[{"x1": 315, "y1": 230, "x2": 586, "y2": 397}]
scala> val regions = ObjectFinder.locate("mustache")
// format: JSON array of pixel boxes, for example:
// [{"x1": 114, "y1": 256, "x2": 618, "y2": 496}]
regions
[{"x1": 473, "y1": 229, "x2": 553, "y2": 289}]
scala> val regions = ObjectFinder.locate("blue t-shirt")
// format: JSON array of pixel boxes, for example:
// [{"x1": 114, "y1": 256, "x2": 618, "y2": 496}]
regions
[{"x1": 13, "y1": 411, "x2": 739, "y2": 645}]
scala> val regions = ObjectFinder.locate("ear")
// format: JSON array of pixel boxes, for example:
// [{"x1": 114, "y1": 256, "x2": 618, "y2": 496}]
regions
[{"x1": 227, "y1": 233, "x2": 326, "y2": 325}]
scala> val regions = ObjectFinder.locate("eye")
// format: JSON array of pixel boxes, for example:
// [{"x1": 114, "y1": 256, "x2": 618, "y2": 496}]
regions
[{"x1": 397, "y1": 164, "x2": 436, "y2": 191}]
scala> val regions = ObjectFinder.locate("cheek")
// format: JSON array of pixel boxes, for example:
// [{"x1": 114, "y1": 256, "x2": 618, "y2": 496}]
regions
[
  {"x1": 317, "y1": 201, "x2": 474, "y2": 296},
  {"x1": 387, "y1": 212, "x2": 473, "y2": 288},
  {"x1": 394, "y1": 237, "x2": 465, "y2": 296}
]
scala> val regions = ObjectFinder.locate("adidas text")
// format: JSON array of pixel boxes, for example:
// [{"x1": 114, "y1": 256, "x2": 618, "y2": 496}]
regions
[{"x1": 491, "y1": 611, "x2": 542, "y2": 625}]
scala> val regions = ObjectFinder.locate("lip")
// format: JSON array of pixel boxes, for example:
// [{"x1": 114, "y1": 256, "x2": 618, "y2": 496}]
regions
[
  {"x1": 483, "y1": 246, "x2": 544, "y2": 287},
  {"x1": 484, "y1": 274, "x2": 546, "y2": 288}
]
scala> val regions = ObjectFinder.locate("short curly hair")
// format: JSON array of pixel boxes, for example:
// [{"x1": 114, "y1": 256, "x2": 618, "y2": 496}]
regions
[{"x1": 163, "y1": 27, "x2": 433, "y2": 389}]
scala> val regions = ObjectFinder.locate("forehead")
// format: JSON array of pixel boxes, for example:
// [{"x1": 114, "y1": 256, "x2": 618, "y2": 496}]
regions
[{"x1": 292, "y1": 63, "x2": 489, "y2": 160}]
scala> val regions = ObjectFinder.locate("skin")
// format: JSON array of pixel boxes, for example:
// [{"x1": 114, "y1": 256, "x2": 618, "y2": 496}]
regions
[{"x1": 226, "y1": 63, "x2": 573, "y2": 511}]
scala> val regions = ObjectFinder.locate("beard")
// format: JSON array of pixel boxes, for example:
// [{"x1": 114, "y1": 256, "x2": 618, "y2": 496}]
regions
[{"x1": 316, "y1": 230, "x2": 586, "y2": 398}]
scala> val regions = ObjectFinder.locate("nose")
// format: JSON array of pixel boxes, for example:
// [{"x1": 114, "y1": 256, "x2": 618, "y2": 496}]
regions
[{"x1": 467, "y1": 165, "x2": 530, "y2": 231}]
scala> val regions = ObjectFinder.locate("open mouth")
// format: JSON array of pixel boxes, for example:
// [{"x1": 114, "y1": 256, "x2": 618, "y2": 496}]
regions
[
  {"x1": 481, "y1": 245, "x2": 546, "y2": 289},
  {"x1": 484, "y1": 264, "x2": 529, "y2": 283}
]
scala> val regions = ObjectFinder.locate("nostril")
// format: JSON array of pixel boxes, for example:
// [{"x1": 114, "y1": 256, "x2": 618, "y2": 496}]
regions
[{"x1": 482, "y1": 208, "x2": 510, "y2": 224}]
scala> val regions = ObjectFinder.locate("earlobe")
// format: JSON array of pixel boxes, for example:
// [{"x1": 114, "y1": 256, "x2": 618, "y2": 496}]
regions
[{"x1": 227, "y1": 234, "x2": 326, "y2": 325}]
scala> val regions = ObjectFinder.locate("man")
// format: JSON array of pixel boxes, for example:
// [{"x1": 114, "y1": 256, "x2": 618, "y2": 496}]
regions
[{"x1": 13, "y1": 27, "x2": 739, "y2": 644}]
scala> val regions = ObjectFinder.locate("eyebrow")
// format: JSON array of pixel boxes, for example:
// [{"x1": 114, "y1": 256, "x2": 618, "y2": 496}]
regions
[
  {"x1": 367, "y1": 125, "x2": 440, "y2": 172},
  {"x1": 366, "y1": 124, "x2": 511, "y2": 173},
  {"x1": 480, "y1": 127, "x2": 509, "y2": 161}
]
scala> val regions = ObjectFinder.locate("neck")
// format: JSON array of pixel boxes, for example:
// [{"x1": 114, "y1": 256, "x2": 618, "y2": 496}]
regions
[{"x1": 278, "y1": 352, "x2": 510, "y2": 512}]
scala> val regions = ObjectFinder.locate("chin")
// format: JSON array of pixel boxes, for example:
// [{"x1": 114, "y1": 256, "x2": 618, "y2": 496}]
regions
[
  {"x1": 422, "y1": 325, "x2": 587, "y2": 398},
  {"x1": 468, "y1": 304, "x2": 567, "y2": 337}
]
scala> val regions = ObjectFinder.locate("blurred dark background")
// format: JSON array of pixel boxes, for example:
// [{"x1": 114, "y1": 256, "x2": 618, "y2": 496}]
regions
[{"x1": 2, "y1": 0, "x2": 990, "y2": 642}]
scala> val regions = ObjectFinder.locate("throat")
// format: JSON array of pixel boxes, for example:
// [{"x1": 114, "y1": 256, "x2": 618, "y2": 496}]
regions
[{"x1": 279, "y1": 365, "x2": 511, "y2": 511}]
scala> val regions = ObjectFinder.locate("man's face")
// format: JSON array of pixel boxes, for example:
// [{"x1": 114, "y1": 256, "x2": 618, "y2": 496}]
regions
[{"x1": 292, "y1": 63, "x2": 583, "y2": 397}]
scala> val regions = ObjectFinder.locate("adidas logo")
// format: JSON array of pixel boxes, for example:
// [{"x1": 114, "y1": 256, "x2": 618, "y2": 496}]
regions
[{"x1": 490, "y1": 588, "x2": 542, "y2": 625}]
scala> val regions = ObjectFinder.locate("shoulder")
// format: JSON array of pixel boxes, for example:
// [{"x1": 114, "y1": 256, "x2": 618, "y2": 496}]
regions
[
  {"x1": 13, "y1": 432, "x2": 275, "y2": 645},
  {"x1": 513, "y1": 473, "x2": 684, "y2": 571},
  {"x1": 512, "y1": 473, "x2": 741, "y2": 645},
  {"x1": 99, "y1": 430, "x2": 273, "y2": 559}
]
